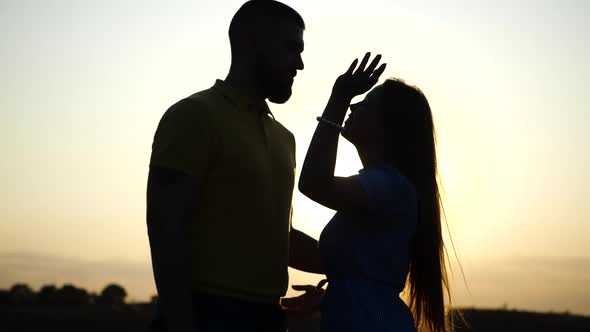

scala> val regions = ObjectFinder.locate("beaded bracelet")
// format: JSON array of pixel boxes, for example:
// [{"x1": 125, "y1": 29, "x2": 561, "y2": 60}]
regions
[{"x1": 316, "y1": 116, "x2": 343, "y2": 131}]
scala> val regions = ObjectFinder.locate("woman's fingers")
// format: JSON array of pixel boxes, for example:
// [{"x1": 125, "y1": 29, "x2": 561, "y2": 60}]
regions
[
  {"x1": 345, "y1": 58, "x2": 359, "y2": 75},
  {"x1": 336, "y1": 53, "x2": 386, "y2": 97},
  {"x1": 370, "y1": 63, "x2": 387, "y2": 81},
  {"x1": 292, "y1": 284, "x2": 317, "y2": 292},
  {"x1": 354, "y1": 52, "x2": 371, "y2": 76},
  {"x1": 354, "y1": 53, "x2": 384, "y2": 80},
  {"x1": 365, "y1": 54, "x2": 382, "y2": 74}
]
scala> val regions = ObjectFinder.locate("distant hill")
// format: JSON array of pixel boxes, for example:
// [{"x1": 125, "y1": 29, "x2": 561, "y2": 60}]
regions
[
  {"x1": 451, "y1": 308, "x2": 590, "y2": 332},
  {"x1": 2, "y1": 251, "x2": 589, "y2": 315},
  {"x1": 0, "y1": 304, "x2": 588, "y2": 332}
]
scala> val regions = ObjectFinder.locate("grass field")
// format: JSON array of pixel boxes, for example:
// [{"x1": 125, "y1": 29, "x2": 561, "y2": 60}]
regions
[{"x1": 0, "y1": 304, "x2": 588, "y2": 332}]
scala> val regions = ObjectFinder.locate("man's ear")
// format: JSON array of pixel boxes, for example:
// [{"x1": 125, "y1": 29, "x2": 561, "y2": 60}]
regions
[
  {"x1": 247, "y1": 35, "x2": 259, "y2": 54},
  {"x1": 249, "y1": 31, "x2": 269, "y2": 54}
]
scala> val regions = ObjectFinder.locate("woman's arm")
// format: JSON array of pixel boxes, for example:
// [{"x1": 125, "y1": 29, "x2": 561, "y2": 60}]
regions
[{"x1": 299, "y1": 53, "x2": 386, "y2": 212}]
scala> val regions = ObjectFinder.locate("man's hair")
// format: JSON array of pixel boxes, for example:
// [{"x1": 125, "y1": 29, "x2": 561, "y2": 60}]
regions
[{"x1": 229, "y1": 0, "x2": 305, "y2": 49}]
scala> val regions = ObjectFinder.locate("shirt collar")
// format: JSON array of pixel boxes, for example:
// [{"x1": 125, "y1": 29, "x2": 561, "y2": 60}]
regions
[{"x1": 213, "y1": 79, "x2": 273, "y2": 117}]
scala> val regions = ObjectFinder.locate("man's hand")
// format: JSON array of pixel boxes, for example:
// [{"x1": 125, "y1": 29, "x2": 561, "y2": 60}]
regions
[
  {"x1": 333, "y1": 52, "x2": 386, "y2": 100},
  {"x1": 280, "y1": 281, "x2": 327, "y2": 318}
]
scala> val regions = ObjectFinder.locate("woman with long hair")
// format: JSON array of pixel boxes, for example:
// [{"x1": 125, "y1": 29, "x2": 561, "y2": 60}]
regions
[{"x1": 297, "y1": 53, "x2": 451, "y2": 332}]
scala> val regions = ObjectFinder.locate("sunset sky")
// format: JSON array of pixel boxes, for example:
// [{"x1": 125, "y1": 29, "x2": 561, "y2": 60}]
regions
[{"x1": 1, "y1": 0, "x2": 588, "y2": 314}]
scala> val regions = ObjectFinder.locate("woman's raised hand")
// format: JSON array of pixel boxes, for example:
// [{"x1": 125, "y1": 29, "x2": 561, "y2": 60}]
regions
[{"x1": 333, "y1": 52, "x2": 386, "y2": 100}]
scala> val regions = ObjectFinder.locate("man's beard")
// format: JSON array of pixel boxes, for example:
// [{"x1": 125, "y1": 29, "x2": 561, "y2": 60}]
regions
[{"x1": 255, "y1": 54, "x2": 292, "y2": 104}]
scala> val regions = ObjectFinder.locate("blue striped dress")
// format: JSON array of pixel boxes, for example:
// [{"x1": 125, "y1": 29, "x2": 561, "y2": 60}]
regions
[{"x1": 319, "y1": 164, "x2": 418, "y2": 332}]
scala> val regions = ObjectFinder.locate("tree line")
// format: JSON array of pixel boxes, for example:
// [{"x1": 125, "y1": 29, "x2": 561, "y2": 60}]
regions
[{"x1": 0, "y1": 283, "x2": 132, "y2": 306}]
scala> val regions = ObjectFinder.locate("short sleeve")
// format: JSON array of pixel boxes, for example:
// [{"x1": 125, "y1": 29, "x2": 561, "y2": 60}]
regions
[
  {"x1": 149, "y1": 98, "x2": 211, "y2": 179},
  {"x1": 358, "y1": 166, "x2": 417, "y2": 217},
  {"x1": 289, "y1": 131, "x2": 296, "y2": 168}
]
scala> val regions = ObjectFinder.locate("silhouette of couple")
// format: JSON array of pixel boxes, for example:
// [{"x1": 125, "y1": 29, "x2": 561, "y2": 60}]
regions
[{"x1": 147, "y1": 1, "x2": 451, "y2": 331}]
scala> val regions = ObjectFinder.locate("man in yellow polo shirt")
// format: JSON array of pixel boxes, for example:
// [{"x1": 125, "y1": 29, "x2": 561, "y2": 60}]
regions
[{"x1": 146, "y1": 1, "x2": 323, "y2": 331}]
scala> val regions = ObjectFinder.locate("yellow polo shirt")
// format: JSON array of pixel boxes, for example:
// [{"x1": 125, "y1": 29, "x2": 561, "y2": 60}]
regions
[{"x1": 150, "y1": 80, "x2": 296, "y2": 303}]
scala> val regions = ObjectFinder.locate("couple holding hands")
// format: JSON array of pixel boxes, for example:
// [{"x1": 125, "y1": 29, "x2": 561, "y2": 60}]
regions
[{"x1": 147, "y1": 1, "x2": 451, "y2": 332}]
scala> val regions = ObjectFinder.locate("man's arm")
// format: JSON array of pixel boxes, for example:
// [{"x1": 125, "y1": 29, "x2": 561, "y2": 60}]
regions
[
  {"x1": 147, "y1": 165, "x2": 199, "y2": 332},
  {"x1": 283, "y1": 229, "x2": 325, "y2": 317},
  {"x1": 289, "y1": 228, "x2": 324, "y2": 274}
]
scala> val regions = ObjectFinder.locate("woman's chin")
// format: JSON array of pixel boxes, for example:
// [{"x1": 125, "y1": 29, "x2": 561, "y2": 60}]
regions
[{"x1": 341, "y1": 128, "x2": 354, "y2": 143}]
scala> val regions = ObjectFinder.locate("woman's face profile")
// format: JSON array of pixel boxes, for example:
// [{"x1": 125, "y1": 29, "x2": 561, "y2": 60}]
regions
[{"x1": 342, "y1": 85, "x2": 385, "y2": 147}]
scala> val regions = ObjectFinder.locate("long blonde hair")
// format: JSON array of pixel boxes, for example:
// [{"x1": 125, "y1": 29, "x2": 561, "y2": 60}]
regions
[{"x1": 380, "y1": 79, "x2": 452, "y2": 332}]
